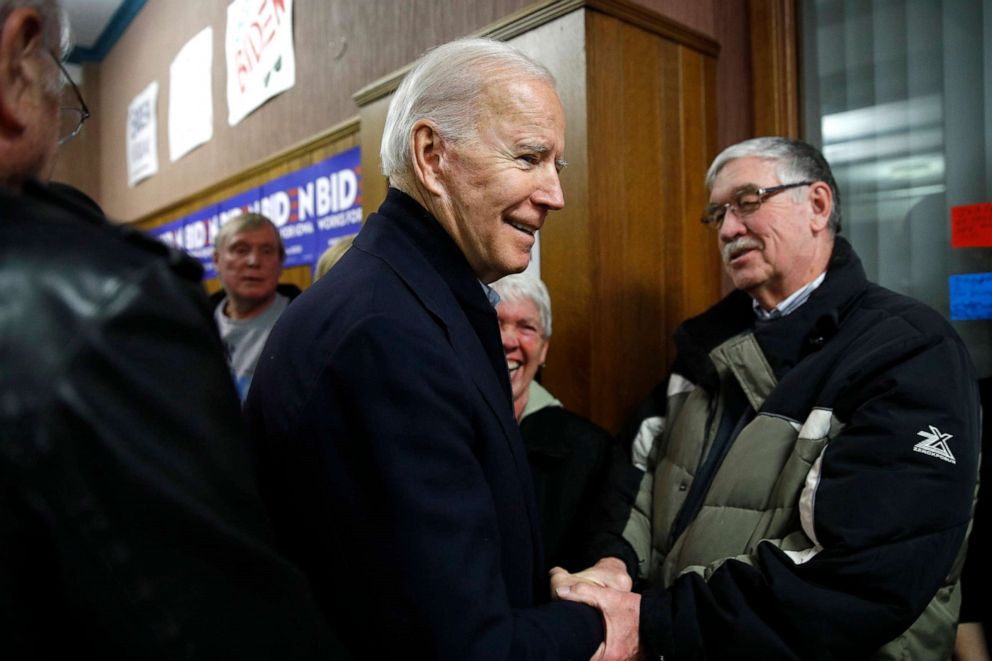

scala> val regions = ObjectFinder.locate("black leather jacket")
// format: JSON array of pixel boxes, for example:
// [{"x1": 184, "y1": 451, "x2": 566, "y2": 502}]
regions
[{"x1": 0, "y1": 181, "x2": 345, "y2": 659}]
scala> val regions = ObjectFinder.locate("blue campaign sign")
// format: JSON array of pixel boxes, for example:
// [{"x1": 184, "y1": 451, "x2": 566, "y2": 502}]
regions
[
  {"x1": 150, "y1": 146, "x2": 361, "y2": 278},
  {"x1": 949, "y1": 272, "x2": 992, "y2": 321},
  {"x1": 147, "y1": 216, "x2": 187, "y2": 249},
  {"x1": 257, "y1": 146, "x2": 363, "y2": 268}
]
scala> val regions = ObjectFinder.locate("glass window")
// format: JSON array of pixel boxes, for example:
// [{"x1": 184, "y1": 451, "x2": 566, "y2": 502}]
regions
[{"x1": 801, "y1": 0, "x2": 991, "y2": 376}]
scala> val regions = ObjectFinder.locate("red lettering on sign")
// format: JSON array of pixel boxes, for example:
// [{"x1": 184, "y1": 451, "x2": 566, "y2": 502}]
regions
[{"x1": 235, "y1": 0, "x2": 288, "y2": 94}]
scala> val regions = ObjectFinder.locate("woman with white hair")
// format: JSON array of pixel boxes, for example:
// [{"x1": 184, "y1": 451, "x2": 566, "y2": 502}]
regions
[{"x1": 492, "y1": 273, "x2": 615, "y2": 572}]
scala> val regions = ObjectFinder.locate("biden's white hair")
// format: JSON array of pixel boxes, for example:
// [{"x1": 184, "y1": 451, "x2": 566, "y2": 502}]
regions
[
  {"x1": 380, "y1": 37, "x2": 556, "y2": 187},
  {"x1": 491, "y1": 273, "x2": 553, "y2": 338}
]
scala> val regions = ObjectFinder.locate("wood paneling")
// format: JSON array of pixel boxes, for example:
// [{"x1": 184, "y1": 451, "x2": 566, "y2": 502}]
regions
[
  {"x1": 513, "y1": 10, "x2": 594, "y2": 424},
  {"x1": 358, "y1": 96, "x2": 392, "y2": 220},
  {"x1": 713, "y1": 0, "x2": 753, "y2": 150},
  {"x1": 749, "y1": 0, "x2": 799, "y2": 137},
  {"x1": 575, "y1": 10, "x2": 720, "y2": 430}
]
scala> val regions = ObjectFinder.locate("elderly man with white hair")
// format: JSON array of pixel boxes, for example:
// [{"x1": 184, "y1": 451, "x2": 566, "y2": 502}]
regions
[
  {"x1": 246, "y1": 37, "x2": 624, "y2": 660},
  {"x1": 554, "y1": 137, "x2": 980, "y2": 660}
]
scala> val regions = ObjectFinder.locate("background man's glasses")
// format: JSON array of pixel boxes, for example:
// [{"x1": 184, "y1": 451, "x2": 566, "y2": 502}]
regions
[
  {"x1": 50, "y1": 49, "x2": 90, "y2": 145},
  {"x1": 701, "y1": 181, "x2": 816, "y2": 228}
]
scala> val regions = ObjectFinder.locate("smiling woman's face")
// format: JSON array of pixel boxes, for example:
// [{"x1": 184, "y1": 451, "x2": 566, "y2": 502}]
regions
[{"x1": 497, "y1": 295, "x2": 549, "y2": 419}]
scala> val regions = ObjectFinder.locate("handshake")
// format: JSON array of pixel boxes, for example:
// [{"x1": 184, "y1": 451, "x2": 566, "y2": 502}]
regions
[{"x1": 550, "y1": 557, "x2": 643, "y2": 661}]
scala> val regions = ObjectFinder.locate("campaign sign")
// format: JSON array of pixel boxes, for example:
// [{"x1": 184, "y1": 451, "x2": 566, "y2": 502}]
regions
[
  {"x1": 949, "y1": 272, "x2": 992, "y2": 321},
  {"x1": 150, "y1": 216, "x2": 187, "y2": 250},
  {"x1": 127, "y1": 81, "x2": 159, "y2": 187},
  {"x1": 148, "y1": 146, "x2": 361, "y2": 279},
  {"x1": 226, "y1": 0, "x2": 295, "y2": 126}
]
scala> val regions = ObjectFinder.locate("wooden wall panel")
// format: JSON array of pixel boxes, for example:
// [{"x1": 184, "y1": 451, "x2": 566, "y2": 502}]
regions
[
  {"x1": 512, "y1": 11, "x2": 593, "y2": 423},
  {"x1": 713, "y1": 0, "x2": 753, "y2": 150},
  {"x1": 358, "y1": 96, "x2": 392, "y2": 220},
  {"x1": 585, "y1": 16, "x2": 671, "y2": 428},
  {"x1": 749, "y1": 0, "x2": 799, "y2": 137},
  {"x1": 619, "y1": 0, "x2": 715, "y2": 36},
  {"x1": 571, "y1": 11, "x2": 719, "y2": 431},
  {"x1": 677, "y1": 50, "x2": 722, "y2": 323}
]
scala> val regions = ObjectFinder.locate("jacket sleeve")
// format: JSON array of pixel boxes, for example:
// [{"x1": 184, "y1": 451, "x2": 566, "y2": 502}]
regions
[
  {"x1": 581, "y1": 374, "x2": 687, "y2": 580},
  {"x1": 303, "y1": 312, "x2": 603, "y2": 661},
  {"x1": 0, "y1": 262, "x2": 341, "y2": 659},
  {"x1": 637, "y1": 327, "x2": 981, "y2": 659}
]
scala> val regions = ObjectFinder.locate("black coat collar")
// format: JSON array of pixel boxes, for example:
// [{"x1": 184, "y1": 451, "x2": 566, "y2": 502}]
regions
[
  {"x1": 6, "y1": 179, "x2": 203, "y2": 281},
  {"x1": 355, "y1": 187, "x2": 520, "y2": 431}
]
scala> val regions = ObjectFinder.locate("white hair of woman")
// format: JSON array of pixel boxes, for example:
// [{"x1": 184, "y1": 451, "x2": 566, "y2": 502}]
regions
[{"x1": 491, "y1": 273, "x2": 553, "y2": 339}]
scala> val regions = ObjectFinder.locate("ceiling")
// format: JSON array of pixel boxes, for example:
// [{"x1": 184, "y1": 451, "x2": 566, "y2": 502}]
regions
[{"x1": 62, "y1": 0, "x2": 145, "y2": 62}]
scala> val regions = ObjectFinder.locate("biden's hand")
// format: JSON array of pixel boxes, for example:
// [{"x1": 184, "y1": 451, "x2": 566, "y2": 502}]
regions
[
  {"x1": 550, "y1": 556, "x2": 632, "y2": 597},
  {"x1": 557, "y1": 581, "x2": 641, "y2": 661}
]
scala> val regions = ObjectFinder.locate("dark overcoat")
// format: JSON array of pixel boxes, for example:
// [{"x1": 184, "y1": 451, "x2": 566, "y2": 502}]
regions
[{"x1": 245, "y1": 188, "x2": 602, "y2": 660}]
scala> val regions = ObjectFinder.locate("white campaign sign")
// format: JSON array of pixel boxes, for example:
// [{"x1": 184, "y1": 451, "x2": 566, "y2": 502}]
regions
[
  {"x1": 225, "y1": 0, "x2": 295, "y2": 126},
  {"x1": 126, "y1": 81, "x2": 159, "y2": 187},
  {"x1": 169, "y1": 26, "x2": 214, "y2": 162}
]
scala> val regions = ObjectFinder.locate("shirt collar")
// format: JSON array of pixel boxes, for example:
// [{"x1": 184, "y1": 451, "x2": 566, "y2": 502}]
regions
[
  {"x1": 752, "y1": 271, "x2": 827, "y2": 320},
  {"x1": 481, "y1": 281, "x2": 501, "y2": 308}
]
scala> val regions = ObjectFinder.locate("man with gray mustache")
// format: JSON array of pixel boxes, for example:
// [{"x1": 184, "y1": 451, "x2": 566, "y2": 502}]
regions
[{"x1": 554, "y1": 137, "x2": 980, "y2": 660}]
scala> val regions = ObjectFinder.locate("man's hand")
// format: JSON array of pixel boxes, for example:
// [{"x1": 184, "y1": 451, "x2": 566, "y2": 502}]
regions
[
  {"x1": 954, "y1": 622, "x2": 990, "y2": 661},
  {"x1": 556, "y1": 582, "x2": 642, "y2": 661},
  {"x1": 550, "y1": 556, "x2": 633, "y2": 596}
]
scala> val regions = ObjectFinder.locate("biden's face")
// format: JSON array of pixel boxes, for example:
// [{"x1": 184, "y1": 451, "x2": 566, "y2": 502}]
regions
[{"x1": 437, "y1": 77, "x2": 566, "y2": 284}]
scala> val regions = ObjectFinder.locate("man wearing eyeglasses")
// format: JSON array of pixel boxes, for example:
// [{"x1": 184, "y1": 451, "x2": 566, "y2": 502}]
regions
[
  {"x1": 0, "y1": 2, "x2": 346, "y2": 657},
  {"x1": 554, "y1": 137, "x2": 980, "y2": 660}
]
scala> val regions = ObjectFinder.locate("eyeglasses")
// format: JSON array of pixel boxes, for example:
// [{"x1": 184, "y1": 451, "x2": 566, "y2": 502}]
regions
[
  {"x1": 49, "y1": 49, "x2": 91, "y2": 145},
  {"x1": 701, "y1": 181, "x2": 816, "y2": 228}
]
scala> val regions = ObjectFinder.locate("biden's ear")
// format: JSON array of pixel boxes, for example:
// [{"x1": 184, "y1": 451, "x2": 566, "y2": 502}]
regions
[
  {"x1": 0, "y1": 7, "x2": 48, "y2": 133},
  {"x1": 809, "y1": 180, "x2": 833, "y2": 234},
  {"x1": 410, "y1": 119, "x2": 449, "y2": 198}
]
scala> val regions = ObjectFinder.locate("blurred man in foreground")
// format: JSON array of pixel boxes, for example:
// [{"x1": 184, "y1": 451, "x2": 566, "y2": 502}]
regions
[{"x1": 0, "y1": 2, "x2": 340, "y2": 657}]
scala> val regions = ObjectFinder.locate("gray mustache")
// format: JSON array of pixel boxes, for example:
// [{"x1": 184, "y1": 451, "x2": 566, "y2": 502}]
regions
[{"x1": 722, "y1": 237, "x2": 764, "y2": 263}]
